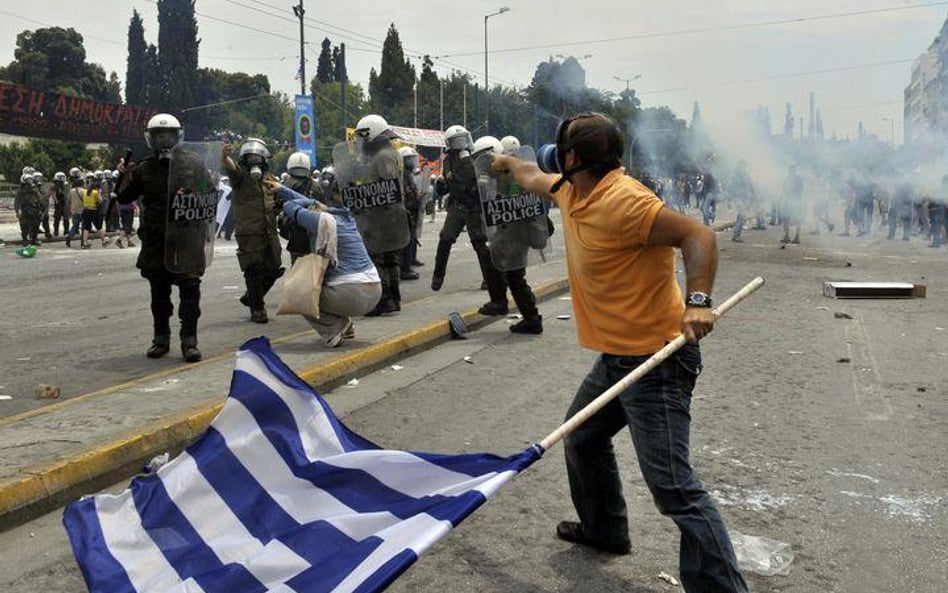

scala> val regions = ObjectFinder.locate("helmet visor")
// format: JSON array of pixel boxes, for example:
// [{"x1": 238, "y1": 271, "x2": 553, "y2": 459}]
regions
[
  {"x1": 446, "y1": 132, "x2": 472, "y2": 152},
  {"x1": 150, "y1": 129, "x2": 180, "y2": 151}
]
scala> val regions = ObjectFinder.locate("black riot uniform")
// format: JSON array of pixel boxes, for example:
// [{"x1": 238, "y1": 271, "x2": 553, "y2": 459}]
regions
[
  {"x1": 400, "y1": 165, "x2": 421, "y2": 280},
  {"x1": 116, "y1": 151, "x2": 212, "y2": 363},
  {"x1": 363, "y1": 141, "x2": 409, "y2": 316},
  {"x1": 278, "y1": 174, "x2": 318, "y2": 264},
  {"x1": 225, "y1": 163, "x2": 284, "y2": 324},
  {"x1": 432, "y1": 150, "x2": 508, "y2": 315}
]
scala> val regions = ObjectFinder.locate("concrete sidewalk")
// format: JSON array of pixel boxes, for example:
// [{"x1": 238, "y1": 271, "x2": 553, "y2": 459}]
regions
[{"x1": 0, "y1": 260, "x2": 570, "y2": 530}]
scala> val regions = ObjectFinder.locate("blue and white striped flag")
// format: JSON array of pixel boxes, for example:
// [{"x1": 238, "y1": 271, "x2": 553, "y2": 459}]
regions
[{"x1": 64, "y1": 337, "x2": 542, "y2": 593}]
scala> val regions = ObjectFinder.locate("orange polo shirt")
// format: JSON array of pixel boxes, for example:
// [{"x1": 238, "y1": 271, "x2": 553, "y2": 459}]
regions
[{"x1": 550, "y1": 169, "x2": 684, "y2": 356}]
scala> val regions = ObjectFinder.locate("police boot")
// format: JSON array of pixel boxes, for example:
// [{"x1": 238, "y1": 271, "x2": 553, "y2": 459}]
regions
[
  {"x1": 146, "y1": 335, "x2": 171, "y2": 358},
  {"x1": 474, "y1": 242, "x2": 509, "y2": 315},
  {"x1": 181, "y1": 336, "x2": 202, "y2": 363},
  {"x1": 510, "y1": 315, "x2": 543, "y2": 334},
  {"x1": 431, "y1": 240, "x2": 452, "y2": 291}
]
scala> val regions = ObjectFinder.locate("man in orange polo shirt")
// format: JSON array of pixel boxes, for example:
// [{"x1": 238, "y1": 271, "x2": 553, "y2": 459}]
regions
[{"x1": 492, "y1": 113, "x2": 747, "y2": 593}]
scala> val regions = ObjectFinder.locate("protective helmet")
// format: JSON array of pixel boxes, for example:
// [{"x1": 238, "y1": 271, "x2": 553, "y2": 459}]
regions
[
  {"x1": 398, "y1": 145, "x2": 419, "y2": 168},
  {"x1": 355, "y1": 114, "x2": 396, "y2": 142},
  {"x1": 237, "y1": 138, "x2": 270, "y2": 167},
  {"x1": 472, "y1": 135, "x2": 503, "y2": 155},
  {"x1": 69, "y1": 167, "x2": 81, "y2": 179},
  {"x1": 444, "y1": 125, "x2": 473, "y2": 152},
  {"x1": 94, "y1": 170, "x2": 103, "y2": 179},
  {"x1": 32, "y1": 171, "x2": 44, "y2": 182},
  {"x1": 111, "y1": 170, "x2": 120, "y2": 180},
  {"x1": 102, "y1": 169, "x2": 112, "y2": 179},
  {"x1": 20, "y1": 173, "x2": 32, "y2": 184},
  {"x1": 144, "y1": 113, "x2": 184, "y2": 152},
  {"x1": 286, "y1": 151, "x2": 311, "y2": 177},
  {"x1": 500, "y1": 135, "x2": 521, "y2": 155},
  {"x1": 84, "y1": 171, "x2": 95, "y2": 180},
  {"x1": 220, "y1": 176, "x2": 230, "y2": 187},
  {"x1": 319, "y1": 165, "x2": 336, "y2": 188},
  {"x1": 54, "y1": 171, "x2": 67, "y2": 182},
  {"x1": 22, "y1": 166, "x2": 35, "y2": 176},
  {"x1": 279, "y1": 172, "x2": 290, "y2": 183}
]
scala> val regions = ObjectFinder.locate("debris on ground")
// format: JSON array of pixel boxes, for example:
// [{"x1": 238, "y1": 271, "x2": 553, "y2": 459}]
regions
[
  {"x1": 144, "y1": 452, "x2": 170, "y2": 473},
  {"x1": 34, "y1": 384, "x2": 61, "y2": 399},
  {"x1": 447, "y1": 312, "x2": 468, "y2": 340},
  {"x1": 657, "y1": 571, "x2": 680, "y2": 586},
  {"x1": 556, "y1": 314, "x2": 571, "y2": 320},
  {"x1": 344, "y1": 378, "x2": 359, "y2": 388},
  {"x1": 834, "y1": 312, "x2": 853, "y2": 319},
  {"x1": 463, "y1": 356, "x2": 474, "y2": 364},
  {"x1": 390, "y1": 365, "x2": 404, "y2": 371},
  {"x1": 837, "y1": 358, "x2": 851, "y2": 363},
  {"x1": 731, "y1": 531, "x2": 795, "y2": 576}
]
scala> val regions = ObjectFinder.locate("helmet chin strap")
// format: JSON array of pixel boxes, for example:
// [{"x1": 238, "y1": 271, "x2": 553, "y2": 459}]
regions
[{"x1": 550, "y1": 162, "x2": 596, "y2": 193}]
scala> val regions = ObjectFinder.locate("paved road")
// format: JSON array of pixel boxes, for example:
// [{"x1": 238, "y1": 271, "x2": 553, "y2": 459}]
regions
[
  {"x1": 1, "y1": 224, "x2": 946, "y2": 592},
  {"x1": 0, "y1": 213, "x2": 506, "y2": 417}
]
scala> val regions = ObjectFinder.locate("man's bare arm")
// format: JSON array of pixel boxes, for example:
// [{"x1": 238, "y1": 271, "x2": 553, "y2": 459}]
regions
[
  {"x1": 491, "y1": 154, "x2": 560, "y2": 200},
  {"x1": 648, "y1": 207, "x2": 718, "y2": 343}
]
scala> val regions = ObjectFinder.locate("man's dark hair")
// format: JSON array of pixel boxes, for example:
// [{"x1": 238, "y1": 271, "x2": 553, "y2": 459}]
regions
[{"x1": 564, "y1": 114, "x2": 624, "y2": 179}]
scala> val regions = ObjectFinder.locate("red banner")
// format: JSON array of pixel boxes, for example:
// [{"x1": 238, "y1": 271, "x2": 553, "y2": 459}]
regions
[{"x1": 0, "y1": 83, "x2": 159, "y2": 143}]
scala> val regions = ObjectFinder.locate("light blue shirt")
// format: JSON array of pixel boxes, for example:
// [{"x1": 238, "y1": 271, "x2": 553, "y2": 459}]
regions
[{"x1": 278, "y1": 186, "x2": 374, "y2": 280}]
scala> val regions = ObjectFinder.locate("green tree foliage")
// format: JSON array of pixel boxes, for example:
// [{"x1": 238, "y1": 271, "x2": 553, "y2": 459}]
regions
[
  {"x1": 156, "y1": 0, "x2": 200, "y2": 113},
  {"x1": 126, "y1": 10, "x2": 148, "y2": 105},
  {"x1": 368, "y1": 24, "x2": 415, "y2": 124},
  {"x1": 143, "y1": 44, "x2": 162, "y2": 106},
  {"x1": 317, "y1": 38, "x2": 334, "y2": 83},
  {"x1": 0, "y1": 27, "x2": 118, "y2": 101},
  {"x1": 0, "y1": 141, "x2": 57, "y2": 182},
  {"x1": 311, "y1": 79, "x2": 368, "y2": 164},
  {"x1": 414, "y1": 56, "x2": 441, "y2": 130}
]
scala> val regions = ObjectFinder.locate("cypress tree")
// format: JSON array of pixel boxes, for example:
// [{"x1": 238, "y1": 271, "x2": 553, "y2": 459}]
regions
[{"x1": 126, "y1": 10, "x2": 147, "y2": 104}]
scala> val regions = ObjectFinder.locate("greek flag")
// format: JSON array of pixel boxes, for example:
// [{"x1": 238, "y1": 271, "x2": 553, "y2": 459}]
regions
[{"x1": 63, "y1": 337, "x2": 542, "y2": 593}]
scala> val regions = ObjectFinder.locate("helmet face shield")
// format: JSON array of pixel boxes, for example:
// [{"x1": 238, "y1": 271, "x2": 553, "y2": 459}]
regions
[
  {"x1": 446, "y1": 131, "x2": 473, "y2": 152},
  {"x1": 149, "y1": 129, "x2": 181, "y2": 151}
]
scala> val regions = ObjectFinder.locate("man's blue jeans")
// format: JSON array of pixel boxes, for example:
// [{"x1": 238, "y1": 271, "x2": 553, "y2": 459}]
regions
[{"x1": 563, "y1": 345, "x2": 747, "y2": 593}]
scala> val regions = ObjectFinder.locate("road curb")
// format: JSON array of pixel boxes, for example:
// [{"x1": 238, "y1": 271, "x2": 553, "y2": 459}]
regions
[{"x1": 0, "y1": 276, "x2": 570, "y2": 530}]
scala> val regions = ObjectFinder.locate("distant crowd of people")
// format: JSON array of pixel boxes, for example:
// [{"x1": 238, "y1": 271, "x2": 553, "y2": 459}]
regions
[{"x1": 637, "y1": 163, "x2": 948, "y2": 248}]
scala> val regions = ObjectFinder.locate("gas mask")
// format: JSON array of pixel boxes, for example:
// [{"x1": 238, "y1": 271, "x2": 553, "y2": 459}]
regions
[
  {"x1": 241, "y1": 155, "x2": 266, "y2": 181},
  {"x1": 537, "y1": 113, "x2": 623, "y2": 192}
]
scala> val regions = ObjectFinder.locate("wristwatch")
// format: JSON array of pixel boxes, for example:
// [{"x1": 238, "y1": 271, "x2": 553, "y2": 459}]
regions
[{"x1": 685, "y1": 291, "x2": 712, "y2": 308}]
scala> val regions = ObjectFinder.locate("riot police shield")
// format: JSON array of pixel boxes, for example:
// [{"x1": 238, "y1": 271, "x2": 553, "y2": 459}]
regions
[
  {"x1": 165, "y1": 142, "x2": 222, "y2": 274},
  {"x1": 474, "y1": 146, "x2": 553, "y2": 272},
  {"x1": 332, "y1": 141, "x2": 411, "y2": 253}
]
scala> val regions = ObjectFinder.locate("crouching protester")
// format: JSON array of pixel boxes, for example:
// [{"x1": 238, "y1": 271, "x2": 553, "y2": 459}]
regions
[
  {"x1": 491, "y1": 112, "x2": 748, "y2": 593},
  {"x1": 265, "y1": 179, "x2": 382, "y2": 348}
]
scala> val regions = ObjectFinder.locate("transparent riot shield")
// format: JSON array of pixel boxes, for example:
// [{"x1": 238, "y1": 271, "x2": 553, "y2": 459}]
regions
[
  {"x1": 332, "y1": 141, "x2": 411, "y2": 253},
  {"x1": 165, "y1": 142, "x2": 222, "y2": 274},
  {"x1": 474, "y1": 145, "x2": 553, "y2": 272}
]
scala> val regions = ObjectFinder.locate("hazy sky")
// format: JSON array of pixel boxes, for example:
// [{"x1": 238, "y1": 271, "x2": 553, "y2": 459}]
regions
[{"x1": 2, "y1": 0, "x2": 947, "y2": 144}]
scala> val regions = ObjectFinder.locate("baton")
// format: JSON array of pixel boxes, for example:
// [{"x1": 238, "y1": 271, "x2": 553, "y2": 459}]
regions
[{"x1": 537, "y1": 276, "x2": 765, "y2": 452}]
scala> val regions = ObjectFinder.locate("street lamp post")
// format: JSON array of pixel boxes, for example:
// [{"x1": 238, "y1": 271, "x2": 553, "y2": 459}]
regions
[
  {"x1": 613, "y1": 75, "x2": 641, "y2": 169},
  {"x1": 484, "y1": 7, "x2": 510, "y2": 135}
]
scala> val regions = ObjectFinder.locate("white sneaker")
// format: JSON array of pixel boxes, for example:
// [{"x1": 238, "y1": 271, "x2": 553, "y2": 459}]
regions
[{"x1": 324, "y1": 319, "x2": 353, "y2": 348}]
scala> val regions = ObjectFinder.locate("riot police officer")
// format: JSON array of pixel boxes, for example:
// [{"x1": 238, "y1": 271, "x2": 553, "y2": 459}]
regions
[
  {"x1": 348, "y1": 114, "x2": 411, "y2": 316},
  {"x1": 51, "y1": 171, "x2": 70, "y2": 237},
  {"x1": 223, "y1": 138, "x2": 284, "y2": 323},
  {"x1": 115, "y1": 113, "x2": 211, "y2": 363},
  {"x1": 473, "y1": 135, "x2": 544, "y2": 333},
  {"x1": 14, "y1": 171, "x2": 43, "y2": 246},
  {"x1": 398, "y1": 145, "x2": 421, "y2": 281},
  {"x1": 278, "y1": 151, "x2": 318, "y2": 264},
  {"x1": 432, "y1": 124, "x2": 508, "y2": 316}
]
